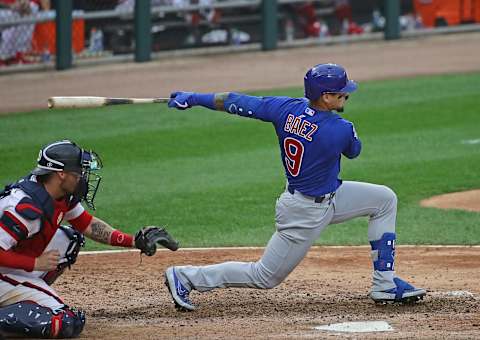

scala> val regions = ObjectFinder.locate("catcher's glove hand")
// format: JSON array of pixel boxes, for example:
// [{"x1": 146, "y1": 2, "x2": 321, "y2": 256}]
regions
[{"x1": 134, "y1": 226, "x2": 179, "y2": 256}]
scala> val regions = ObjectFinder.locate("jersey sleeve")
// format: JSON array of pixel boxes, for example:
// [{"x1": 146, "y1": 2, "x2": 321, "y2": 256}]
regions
[
  {"x1": 223, "y1": 93, "x2": 292, "y2": 123},
  {"x1": 65, "y1": 203, "x2": 92, "y2": 233},
  {"x1": 0, "y1": 195, "x2": 42, "y2": 250},
  {"x1": 341, "y1": 121, "x2": 362, "y2": 159},
  {"x1": 0, "y1": 249, "x2": 36, "y2": 271}
]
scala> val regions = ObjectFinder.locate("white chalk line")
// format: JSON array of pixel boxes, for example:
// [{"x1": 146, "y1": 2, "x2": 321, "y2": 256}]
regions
[{"x1": 79, "y1": 244, "x2": 480, "y2": 256}]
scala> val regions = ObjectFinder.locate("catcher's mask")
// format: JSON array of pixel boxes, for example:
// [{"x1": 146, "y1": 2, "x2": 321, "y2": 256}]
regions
[{"x1": 32, "y1": 140, "x2": 103, "y2": 210}]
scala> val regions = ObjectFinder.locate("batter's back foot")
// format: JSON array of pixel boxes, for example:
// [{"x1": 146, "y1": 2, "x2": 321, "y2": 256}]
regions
[
  {"x1": 369, "y1": 277, "x2": 426, "y2": 304},
  {"x1": 164, "y1": 267, "x2": 196, "y2": 311}
]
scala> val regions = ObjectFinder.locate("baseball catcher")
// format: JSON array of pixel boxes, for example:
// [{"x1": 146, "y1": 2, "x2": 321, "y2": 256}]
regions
[{"x1": 0, "y1": 140, "x2": 178, "y2": 338}]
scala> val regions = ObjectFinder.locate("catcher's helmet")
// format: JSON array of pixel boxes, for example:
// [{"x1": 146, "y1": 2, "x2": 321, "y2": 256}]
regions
[
  {"x1": 304, "y1": 63, "x2": 358, "y2": 101},
  {"x1": 32, "y1": 140, "x2": 84, "y2": 175},
  {"x1": 32, "y1": 140, "x2": 103, "y2": 209}
]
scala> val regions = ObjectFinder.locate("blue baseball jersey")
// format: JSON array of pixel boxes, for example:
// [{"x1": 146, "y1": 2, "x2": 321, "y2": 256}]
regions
[{"x1": 223, "y1": 93, "x2": 361, "y2": 196}]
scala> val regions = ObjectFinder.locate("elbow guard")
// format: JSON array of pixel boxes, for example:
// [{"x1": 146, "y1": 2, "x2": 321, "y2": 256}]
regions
[{"x1": 223, "y1": 93, "x2": 259, "y2": 117}]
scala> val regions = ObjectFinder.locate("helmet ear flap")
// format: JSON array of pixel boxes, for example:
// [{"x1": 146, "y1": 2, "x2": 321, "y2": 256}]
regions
[{"x1": 304, "y1": 69, "x2": 322, "y2": 101}]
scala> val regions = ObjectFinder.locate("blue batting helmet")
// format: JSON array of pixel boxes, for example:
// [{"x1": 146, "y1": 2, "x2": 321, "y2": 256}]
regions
[{"x1": 304, "y1": 63, "x2": 358, "y2": 101}]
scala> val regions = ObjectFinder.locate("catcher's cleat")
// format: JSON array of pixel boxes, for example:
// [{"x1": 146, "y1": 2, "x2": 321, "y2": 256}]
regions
[
  {"x1": 369, "y1": 277, "x2": 426, "y2": 304},
  {"x1": 164, "y1": 267, "x2": 196, "y2": 311}
]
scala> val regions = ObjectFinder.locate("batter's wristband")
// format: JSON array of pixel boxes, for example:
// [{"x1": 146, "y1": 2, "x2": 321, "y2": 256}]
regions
[
  {"x1": 110, "y1": 230, "x2": 134, "y2": 247},
  {"x1": 192, "y1": 93, "x2": 216, "y2": 110}
]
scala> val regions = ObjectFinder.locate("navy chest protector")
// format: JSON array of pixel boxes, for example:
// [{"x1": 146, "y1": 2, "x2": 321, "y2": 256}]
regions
[{"x1": 0, "y1": 175, "x2": 79, "y2": 231}]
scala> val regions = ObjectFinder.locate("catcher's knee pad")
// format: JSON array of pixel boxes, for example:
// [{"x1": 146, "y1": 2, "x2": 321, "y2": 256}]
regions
[
  {"x1": 43, "y1": 225, "x2": 85, "y2": 285},
  {"x1": 53, "y1": 306, "x2": 86, "y2": 338},
  {"x1": 370, "y1": 232, "x2": 395, "y2": 271},
  {"x1": 0, "y1": 301, "x2": 85, "y2": 338}
]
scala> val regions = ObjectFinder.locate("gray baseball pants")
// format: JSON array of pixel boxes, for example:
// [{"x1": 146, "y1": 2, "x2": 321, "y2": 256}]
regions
[{"x1": 175, "y1": 181, "x2": 397, "y2": 293}]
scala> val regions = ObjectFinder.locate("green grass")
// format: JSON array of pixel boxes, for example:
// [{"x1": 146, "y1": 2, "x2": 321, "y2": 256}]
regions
[{"x1": 1, "y1": 72, "x2": 479, "y2": 250}]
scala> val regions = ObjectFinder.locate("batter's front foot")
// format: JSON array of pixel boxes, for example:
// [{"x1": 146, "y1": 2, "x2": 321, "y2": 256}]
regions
[
  {"x1": 369, "y1": 277, "x2": 426, "y2": 304},
  {"x1": 164, "y1": 267, "x2": 196, "y2": 311}
]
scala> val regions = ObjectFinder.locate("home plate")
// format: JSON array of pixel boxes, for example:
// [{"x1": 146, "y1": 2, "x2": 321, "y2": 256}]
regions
[{"x1": 314, "y1": 321, "x2": 394, "y2": 333}]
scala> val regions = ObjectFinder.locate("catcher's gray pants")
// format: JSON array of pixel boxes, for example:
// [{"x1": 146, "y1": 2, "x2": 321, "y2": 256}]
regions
[{"x1": 175, "y1": 181, "x2": 397, "y2": 293}]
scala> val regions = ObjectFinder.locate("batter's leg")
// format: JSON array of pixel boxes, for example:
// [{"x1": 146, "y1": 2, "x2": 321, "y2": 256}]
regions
[
  {"x1": 165, "y1": 192, "x2": 334, "y2": 310},
  {"x1": 329, "y1": 181, "x2": 397, "y2": 291},
  {"x1": 329, "y1": 181, "x2": 425, "y2": 302},
  {"x1": 175, "y1": 229, "x2": 318, "y2": 292}
]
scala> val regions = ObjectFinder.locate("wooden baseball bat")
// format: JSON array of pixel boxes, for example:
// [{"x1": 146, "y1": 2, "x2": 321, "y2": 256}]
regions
[{"x1": 48, "y1": 96, "x2": 169, "y2": 109}]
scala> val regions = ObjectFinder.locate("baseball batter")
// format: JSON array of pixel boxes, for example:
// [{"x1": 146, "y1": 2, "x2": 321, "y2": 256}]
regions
[
  {"x1": 164, "y1": 63, "x2": 426, "y2": 311},
  {"x1": 0, "y1": 140, "x2": 179, "y2": 338}
]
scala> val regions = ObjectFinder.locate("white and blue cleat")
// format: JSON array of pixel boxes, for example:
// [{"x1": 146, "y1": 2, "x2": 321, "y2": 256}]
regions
[
  {"x1": 164, "y1": 267, "x2": 196, "y2": 311},
  {"x1": 369, "y1": 277, "x2": 426, "y2": 304}
]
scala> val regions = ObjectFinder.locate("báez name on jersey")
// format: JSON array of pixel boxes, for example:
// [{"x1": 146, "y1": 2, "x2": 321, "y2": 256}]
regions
[{"x1": 283, "y1": 114, "x2": 318, "y2": 142}]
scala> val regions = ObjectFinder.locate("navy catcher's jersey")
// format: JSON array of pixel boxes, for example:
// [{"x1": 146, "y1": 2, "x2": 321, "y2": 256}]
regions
[{"x1": 223, "y1": 93, "x2": 362, "y2": 196}]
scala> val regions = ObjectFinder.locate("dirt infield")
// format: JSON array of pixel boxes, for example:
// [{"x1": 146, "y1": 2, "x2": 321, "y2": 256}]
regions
[
  {"x1": 2, "y1": 32, "x2": 480, "y2": 114},
  {"x1": 54, "y1": 246, "x2": 480, "y2": 339},
  {"x1": 421, "y1": 190, "x2": 480, "y2": 212}
]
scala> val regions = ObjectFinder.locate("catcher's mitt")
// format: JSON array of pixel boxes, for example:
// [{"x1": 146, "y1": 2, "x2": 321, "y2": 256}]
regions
[{"x1": 134, "y1": 226, "x2": 179, "y2": 256}]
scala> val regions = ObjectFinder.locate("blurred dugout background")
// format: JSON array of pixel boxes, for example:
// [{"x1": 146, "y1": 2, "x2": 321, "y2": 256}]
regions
[{"x1": 1, "y1": 0, "x2": 480, "y2": 70}]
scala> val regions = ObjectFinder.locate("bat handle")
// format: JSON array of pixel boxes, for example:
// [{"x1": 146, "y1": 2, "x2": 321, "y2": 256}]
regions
[{"x1": 153, "y1": 98, "x2": 170, "y2": 103}]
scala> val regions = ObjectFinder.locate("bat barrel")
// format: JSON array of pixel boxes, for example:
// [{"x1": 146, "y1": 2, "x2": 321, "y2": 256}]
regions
[
  {"x1": 48, "y1": 96, "x2": 107, "y2": 109},
  {"x1": 48, "y1": 96, "x2": 170, "y2": 109}
]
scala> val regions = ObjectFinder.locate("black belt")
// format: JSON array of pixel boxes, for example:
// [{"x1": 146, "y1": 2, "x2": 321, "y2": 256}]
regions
[{"x1": 287, "y1": 186, "x2": 334, "y2": 203}]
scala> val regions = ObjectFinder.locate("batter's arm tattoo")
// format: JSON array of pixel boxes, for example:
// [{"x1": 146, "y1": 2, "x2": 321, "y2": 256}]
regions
[
  {"x1": 83, "y1": 217, "x2": 115, "y2": 244},
  {"x1": 214, "y1": 92, "x2": 230, "y2": 111}
]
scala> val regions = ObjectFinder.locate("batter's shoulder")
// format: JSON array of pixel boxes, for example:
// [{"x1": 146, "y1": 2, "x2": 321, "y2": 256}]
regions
[
  {"x1": 336, "y1": 116, "x2": 355, "y2": 129},
  {"x1": 328, "y1": 116, "x2": 357, "y2": 139},
  {"x1": 262, "y1": 96, "x2": 307, "y2": 106}
]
